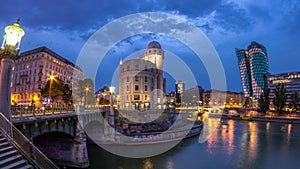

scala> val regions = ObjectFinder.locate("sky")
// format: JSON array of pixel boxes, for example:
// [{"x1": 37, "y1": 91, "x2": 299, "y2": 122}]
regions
[{"x1": 1, "y1": 0, "x2": 299, "y2": 93}]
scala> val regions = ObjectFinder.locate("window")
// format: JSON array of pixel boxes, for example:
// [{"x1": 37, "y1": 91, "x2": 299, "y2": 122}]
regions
[
  {"x1": 144, "y1": 85, "x2": 148, "y2": 91},
  {"x1": 144, "y1": 76, "x2": 148, "y2": 82},
  {"x1": 134, "y1": 95, "x2": 140, "y2": 100},
  {"x1": 135, "y1": 85, "x2": 139, "y2": 91},
  {"x1": 126, "y1": 85, "x2": 129, "y2": 91},
  {"x1": 135, "y1": 76, "x2": 139, "y2": 82},
  {"x1": 145, "y1": 95, "x2": 148, "y2": 101},
  {"x1": 127, "y1": 76, "x2": 129, "y2": 82},
  {"x1": 127, "y1": 65, "x2": 130, "y2": 71},
  {"x1": 135, "y1": 65, "x2": 139, "y2": 70}
]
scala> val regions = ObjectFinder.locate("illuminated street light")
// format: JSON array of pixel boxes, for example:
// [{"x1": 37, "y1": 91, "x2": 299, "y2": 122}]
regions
[
  {"x1": 49, "y1": 74, "x2": 55, "y2": 80},
  {"x1": 48, "y1": 74, "x2": 56, "y2": 106},
  {"x1": 0, "y1": 20, "x2": 25, "y2": 119},
  {"x1": 109, "y1": 85, "x2": 115, "y2": 126},
  {"x1": 85, "y1": 86, "x2": 90, "y2": 105},
  {"x1": 1, "y1": 19, "x2": 25, "y2": 51}
]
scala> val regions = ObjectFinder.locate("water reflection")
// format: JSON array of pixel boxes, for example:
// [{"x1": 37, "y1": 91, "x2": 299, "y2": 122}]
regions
[
  {"x1": 220, "y1": 120, "x2": 235, "y2": 155},
  {"x1": 247, "y1": 122, "x2": 258, "y2": 163},
  {"x1": 287, "y1": 124, "x2": 292, "y2": 145},
  {"x1": 199, "y1": 117, "x2": 221, "y2": 143},
  {"x1": 166, "y1": 158, "x2": 174, "y2": 169},
  {"x1": 143, "y1": 159, "x2": 153, "y2": 169},
  {"x1": 86, "y1": 120, "x2": 300, "y2": 169}
]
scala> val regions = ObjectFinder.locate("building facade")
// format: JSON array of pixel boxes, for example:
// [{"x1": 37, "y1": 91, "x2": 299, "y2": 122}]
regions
[
  {"x1": 203, "y1": 90, "x2": 245, "y2": 108},
  {"x1": 119, "y1": 41, "x2": 166, "y2": 110},
  {"x1": 11, "y1": 46, "x2": 84, "y2": 107},
  {"x1": 175, "y1": 81, "x2": 185, "y2": 94},
  {"x1": 181, "y1": 85, "x2": 204, "y2": 106},
  {"x1": 236, "y1": 41, "x2": 270, "y2": 99},
  {"x1": 267, "y1": 72, "x2": 300, "y2": 108}
]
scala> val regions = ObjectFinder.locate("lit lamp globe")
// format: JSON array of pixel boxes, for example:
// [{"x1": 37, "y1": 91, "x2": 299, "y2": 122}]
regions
[
  {"x1": 0, "y1": 20, "x2": 24, "y2": 121},
  {"x1": 1, "y1": 19, "x2": 25, "y2": 55}
]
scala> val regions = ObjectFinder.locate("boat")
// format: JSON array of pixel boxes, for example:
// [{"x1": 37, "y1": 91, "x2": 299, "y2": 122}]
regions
[
  {"x1": 90, "y1": 121, "x2": 203, "y2": 146},
  {"x1": 240, "y1": 114, "x2": 252, "y2": 120}
]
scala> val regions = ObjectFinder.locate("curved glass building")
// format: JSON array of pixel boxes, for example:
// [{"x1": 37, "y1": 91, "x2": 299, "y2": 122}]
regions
[{"x1": 236, "y1": 41, "x2": 270, "y2": 99}]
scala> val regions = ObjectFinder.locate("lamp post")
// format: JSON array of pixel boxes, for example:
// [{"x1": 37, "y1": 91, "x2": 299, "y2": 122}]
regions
[
  {"x1": 85, "y1": 86, "x2": 89, "y2": 106},
  {"x1": 0, "y1": 20, "x2": 25, "y2": 119},
  {"x1": 109, "y1": 85, "x2": 115, "y2": 126},
  {"x1": 49, "y1": 74, "x2": 55, "y2": 106}
]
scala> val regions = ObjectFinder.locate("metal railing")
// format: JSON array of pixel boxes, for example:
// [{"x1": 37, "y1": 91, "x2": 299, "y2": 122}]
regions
[
  {"x1": 11, "y1": 105, "x2": 75, "y2": 117},
  {"x1": 0, "y1": 112, "x2": 59, "y2": 169}
]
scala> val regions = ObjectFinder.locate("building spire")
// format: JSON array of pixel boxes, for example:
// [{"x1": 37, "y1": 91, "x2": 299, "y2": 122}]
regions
[{"x1": 120, "y1": 56, "x2": 123, "y2": 65}]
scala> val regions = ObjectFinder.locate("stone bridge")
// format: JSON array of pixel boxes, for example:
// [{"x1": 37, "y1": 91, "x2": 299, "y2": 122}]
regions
[{"x1": 11, "y1": 109, "x2": 110, "y2": 168}]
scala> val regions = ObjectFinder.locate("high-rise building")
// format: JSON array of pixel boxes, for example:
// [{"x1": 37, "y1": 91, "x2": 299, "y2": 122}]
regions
[
  {"x1": 11, "y1": 46, "x2": 84, "y2": 107},
  {"x1": 175, "y1": 81, "x2": 185, "y2": 94},
  {"x1": 236, "y1": 41, "x2": 270, "y2": 99},
  {"x1": 119, "y1": 41, "x2": 166, "y2": 110},
  {"x1": 267, "y1": 72, "x2": 300, "y2": 108}
]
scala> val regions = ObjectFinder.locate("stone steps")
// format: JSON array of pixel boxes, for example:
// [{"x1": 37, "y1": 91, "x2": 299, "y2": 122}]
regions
[{"x1": 0, "y1": 133, "x2": 33, "y2": 169}]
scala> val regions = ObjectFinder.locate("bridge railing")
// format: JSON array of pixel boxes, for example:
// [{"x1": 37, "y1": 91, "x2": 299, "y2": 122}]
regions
[
  {"x1": 11, "y1": 105, "x2": 75, "y2": 117},
  {"x1": 0, "y1": 112, "x2": 59, "y2": 169}
]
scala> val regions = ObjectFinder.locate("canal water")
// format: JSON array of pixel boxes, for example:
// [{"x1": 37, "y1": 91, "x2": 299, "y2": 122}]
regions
[{"x1": 86, "y1": 119, "x2": 300, "y2": 169}]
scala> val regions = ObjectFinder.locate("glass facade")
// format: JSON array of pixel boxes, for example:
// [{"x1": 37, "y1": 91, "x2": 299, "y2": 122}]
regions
[
  {"x1": 267, "y1": 72, "x2": 300, "y2": 106},
  {"x1": 236, "y1": 41, "x2": 270, "y2": 99}
]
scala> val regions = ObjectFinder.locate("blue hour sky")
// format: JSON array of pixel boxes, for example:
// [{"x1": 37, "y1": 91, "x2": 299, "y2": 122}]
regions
[{"x1": 1, "y1": 0, "x2": 299, "y2": 92}]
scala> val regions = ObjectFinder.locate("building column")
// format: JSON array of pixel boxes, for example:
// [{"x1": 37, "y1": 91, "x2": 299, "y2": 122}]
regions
[{"x1": 0, "y1": 58, "x2": 14, "y2": 119}]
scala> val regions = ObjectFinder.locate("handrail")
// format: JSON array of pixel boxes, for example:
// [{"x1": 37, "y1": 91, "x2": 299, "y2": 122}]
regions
[
  {"x1": 11, "y1": 105, "x2": 75, "y2": 117},
  {"x1": 0, "y1": 112, "x2": 59, "y2": 169}
]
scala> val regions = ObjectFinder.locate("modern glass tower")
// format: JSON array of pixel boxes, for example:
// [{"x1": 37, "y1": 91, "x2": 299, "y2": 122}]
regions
[{"x1": 236, "y1": 41, "x2": 270, "y2": 99}]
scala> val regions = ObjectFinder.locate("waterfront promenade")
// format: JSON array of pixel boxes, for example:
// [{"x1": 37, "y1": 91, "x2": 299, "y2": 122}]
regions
[{"x1": 220, "y1": 114, "x2": 300, "y2": 124}]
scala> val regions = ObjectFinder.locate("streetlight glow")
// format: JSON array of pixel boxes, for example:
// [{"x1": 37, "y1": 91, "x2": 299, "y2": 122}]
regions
[
  {"x1": 1, "y1": 19, "x2": 25, "y2": 50},
  {"x1": 0, "y1": 20, "x2": 24, "y2": 120},
  {"x1": 49, "y1": 75, "x2": 55, "y2": 80}
]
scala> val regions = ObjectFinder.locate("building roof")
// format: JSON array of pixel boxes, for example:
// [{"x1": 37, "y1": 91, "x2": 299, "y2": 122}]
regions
[
  {"x1": 147, "y1": 41, "x2": 161, "y2": 49},
  {"x1": 19, "y1": 46, "x2": 78, "y2": 69}
]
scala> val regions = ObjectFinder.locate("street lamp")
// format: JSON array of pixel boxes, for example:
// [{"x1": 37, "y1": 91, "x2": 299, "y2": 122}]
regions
[
  {"x1": 85, "y1": 86, "x2": 89, "y2": 106},
  {"x1": 0, "y1": 20, "x2": 25, "y2": 119},
  {"x1": 48, "y1": 74, "x2": 55, "y2": 106},
  {"x1": 109, "y1": 85, "x2": 115, "y2": 125}
]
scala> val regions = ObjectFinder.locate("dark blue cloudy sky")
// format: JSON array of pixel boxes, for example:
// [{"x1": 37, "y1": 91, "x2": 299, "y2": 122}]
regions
[{"x1": 1, "y1": 0, "x2": 299, "y2": 92}]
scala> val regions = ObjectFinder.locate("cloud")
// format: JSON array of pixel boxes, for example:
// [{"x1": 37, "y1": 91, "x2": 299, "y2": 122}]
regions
[{"x1": 1, "y1": 0, "x2": 300, "y2": 92}]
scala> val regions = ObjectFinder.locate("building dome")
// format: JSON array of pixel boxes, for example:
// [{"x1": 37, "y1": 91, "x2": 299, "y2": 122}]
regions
[{"x1": 147, "y1": 41, "x2": 161, "y2": 49}]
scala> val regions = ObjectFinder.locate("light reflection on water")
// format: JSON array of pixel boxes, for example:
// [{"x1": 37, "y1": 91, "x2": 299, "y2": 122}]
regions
[{"x1": 86, "y1": 119, "x2": 300, "y2": 169}]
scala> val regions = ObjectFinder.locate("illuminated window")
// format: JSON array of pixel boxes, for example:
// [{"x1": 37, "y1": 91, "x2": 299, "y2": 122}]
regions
[{"x1": 134, "y1": 95, "x2": 140, "y2": 100}]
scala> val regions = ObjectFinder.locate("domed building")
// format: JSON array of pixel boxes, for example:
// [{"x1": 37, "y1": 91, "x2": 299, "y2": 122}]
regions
[{"x1": 119, "y1": 41, "x2": 166, "y2": 110}]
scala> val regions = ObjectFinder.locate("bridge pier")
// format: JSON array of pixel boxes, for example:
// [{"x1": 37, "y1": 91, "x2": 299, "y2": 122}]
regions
[{"x1": 72, "y1": 119, "x2": 89, "y2": 168}]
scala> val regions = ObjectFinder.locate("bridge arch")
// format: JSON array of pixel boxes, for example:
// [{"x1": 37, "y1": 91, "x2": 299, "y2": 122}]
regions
[{"x1": 83, "y1": 120, "x2": 105, "y2": 142}]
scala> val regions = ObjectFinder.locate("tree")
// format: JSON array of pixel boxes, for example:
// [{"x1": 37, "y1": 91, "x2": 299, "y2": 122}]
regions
[
  {"x1": 273, "y1": 83, "x2": 287, "y2": 115},
  {"x1": 73, "y1": 78, "x2": 96, "y2": 105},
  {"x1": 290, "y1": 92, "x2": 299, "y2": 113},
  {"x1": 40, "y1": 78, "x2": 71, "y2": 106},
  {"x1": 258, "y1": 87, "x2": 270, "y2": 114},
  {"x1": 62, "y1": 84, "x2": 72, "y2": 106},
  {"x1": 243, "y1": 96, "x2": 256, "y2": 109}
]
